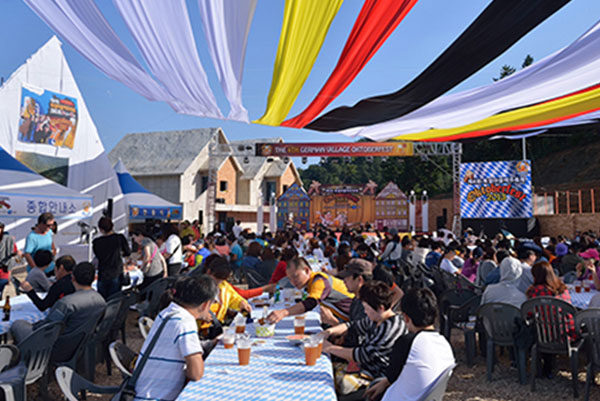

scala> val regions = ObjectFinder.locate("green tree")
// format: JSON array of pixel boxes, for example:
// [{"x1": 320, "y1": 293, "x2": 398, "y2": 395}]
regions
[{"x1": 493, "y1": 65, "x2": 516, "y2": 81}]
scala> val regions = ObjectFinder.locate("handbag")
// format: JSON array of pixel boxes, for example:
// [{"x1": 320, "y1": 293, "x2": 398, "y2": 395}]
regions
[{"x1": 114, "y1": 314, "x2": 174, "y2": 401}]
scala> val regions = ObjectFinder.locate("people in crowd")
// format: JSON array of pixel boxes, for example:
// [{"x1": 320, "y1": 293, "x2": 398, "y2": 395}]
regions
[
  {"x1": 232, "y1": 220, "x2": 243, "y2": 239},
  {"x1": 25, "y1": 249, "x2": 52, "y2": 292},
  {"x1": 475, "y1": 247, "x2": 497, "y2": 286},
  {"x1": 22, "y1": 255, "x2": 76, "y2": 311},
  {"x1": 134, "y1": 275, "x2": 218, "y2": 400},
  {"x1": 411, "y1": 237, "x2": 430, "y2": 266},
  {"x1": 461, "y1": 246, "x2": 483, "y2": 282},
  {"x1": 24, "y1": 212, "x2": 56, "y2": 274},
  {"x1": 179, "y1": 220, "x2": 195, "y2": 239},
  {"x1": 131, "y1": 231, "x2": 166, "y2": 291},
  {"x1": 241, "y1": 241, "x2": 262, "y2": 272},
  {"x1": 227, "y1": 233, "x2": 243, "y2": 271},
  {"x1": 399, "y1": 236, "x2": 414, "y2": 266},
  {"x1": 267, "y1": 257, "x2": 353, "y2": 324},
  {"x1": 380, "y1": 230, "x2": 402, "y2": 267},
  {"x1": 575, "y1": 248, "x2": 600, "y2": 289},
  {"x1": 322, "y1": 281, "x2": 406, "y2": 398},
  {"x1": 516, "y1": 248, "x2": 537, "y2": 293},
  {"x1": 161, "y1": 224, "x2": 183, "y2": 277},
  {"x1": 11, "y1": 262, "x2": 106, "y2": 363},
  {"x1": 425, "y1": 241, "x2": 443, "y2": 268},
  {"x1": 480, "y1": 257, "x2": 527, "y2": 308},
  {"x1": 334, "y1": 258, "x2": 374, "y2": 337},
  {"x1": 93, "y1": 217, "x2": 131, "y2": 299},
  {"x1": 439, "y1": 243, "x2": 460, "y2": 274},
  {"x1": 526, "y1": 261, "x2": 572, "y2": 303},
  {"x1": 365, "y1": 288, "x2": 455, "y2": 401}
]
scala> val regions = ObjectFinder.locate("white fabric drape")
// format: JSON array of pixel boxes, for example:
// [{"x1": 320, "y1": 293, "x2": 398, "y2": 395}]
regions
[
  {"x1": 114, "y1": 0, "x2": 222, "y2": 119},
  {"x1": 342, "y1": 19, "x2": 600, "y2": 141},
  {"x1": 198, "y1": 0, "x2": 256, "y2": 122},
  {"x1": 24, "y1": 0, "x2": 172, "y2": 104}
]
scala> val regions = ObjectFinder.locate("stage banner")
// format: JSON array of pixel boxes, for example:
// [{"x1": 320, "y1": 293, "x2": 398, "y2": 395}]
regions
[
  {"x1": 460, "y1": 160, "x2": 532, "y2": 218},
  {"x1": 255, "y1": 142, "x2": 413, "y2": 157}
]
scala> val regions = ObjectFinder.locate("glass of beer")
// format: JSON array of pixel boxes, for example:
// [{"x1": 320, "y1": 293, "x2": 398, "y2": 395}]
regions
[
  {"x1": 237, "y1": 336, "x2": 252, "y2": 366},
  {"x1": 584, "y1": 279, "x2": 591, "y2": 292},
  {"x1": 294, "y1": 315, "x2": 305, "y2": 335},
  {"x1": 304, "y1": 339, "x2": 320, "y2": 366},
  {"x1": 222, "y1": 329, "x2": 235, "y2": 349},
  {"x1": 574, "y1": 280, "x2": 582, "y2": 293}
]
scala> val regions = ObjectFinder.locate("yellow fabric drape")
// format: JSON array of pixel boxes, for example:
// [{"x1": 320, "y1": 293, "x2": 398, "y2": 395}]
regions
[
  {"x1": 254, "y1": 0, "x2": 344, "y2": 126},
  {"x1": 392, "y1": 86, "x2": 600, "y2": 141}
]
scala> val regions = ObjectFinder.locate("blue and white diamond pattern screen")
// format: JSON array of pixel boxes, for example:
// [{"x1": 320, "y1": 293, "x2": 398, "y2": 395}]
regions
[{"x1": 460, "y1": 160, "x2": 532, "y2": 218}]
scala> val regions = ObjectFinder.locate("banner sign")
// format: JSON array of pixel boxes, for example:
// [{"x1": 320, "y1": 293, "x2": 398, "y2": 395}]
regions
[
  {"x1": 0, "y1": 193, "x2": 92, "y2": 219},
  {"x1": 460, "y1": 160, "x2": 532, "y2": 218},
  {"x1": 18, "y1": 87, "x2": 78, "y2": 149},
  {"x1": 129, "y1": 205, "x2": 182, "y2": 220},
  {"x1": 255, "y1": 142, "x2": 413, "y2": 157}
]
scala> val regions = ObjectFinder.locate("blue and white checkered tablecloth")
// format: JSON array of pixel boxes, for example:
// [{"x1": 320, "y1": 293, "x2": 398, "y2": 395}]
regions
[
  {"x1": 177, "y1": 310, "x2": 336, "y2": 401},
  {"x1": 569, "y1": 288, "x2": 599, "y2": 309},
  {"x1": 0, "y1": 293, "x2": 48, "y2": 335}
]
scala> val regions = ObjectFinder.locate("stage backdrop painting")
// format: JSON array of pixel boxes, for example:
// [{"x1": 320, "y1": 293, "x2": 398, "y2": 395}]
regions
[
  {"x1": 460, "y1": 160, "x2": 532, "y2": 218},
  {"x1": 309, "y1": 181, "x2": 377, "y2": 229}
]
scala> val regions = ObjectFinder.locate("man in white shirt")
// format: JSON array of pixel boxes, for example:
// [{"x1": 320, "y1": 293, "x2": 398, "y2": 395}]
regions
[
  {"x1": 439, "y1": 244, "x2": 461, "y2": 274},
  {"x1": 162, "y1": 225, "x2": 183, "y2": 277},
  {"x1": 232, "y1": 220, "x2": 243, "y2": 239},
  {"x1": 365, "y1": 288, "x2": 455, "y2": 401}
]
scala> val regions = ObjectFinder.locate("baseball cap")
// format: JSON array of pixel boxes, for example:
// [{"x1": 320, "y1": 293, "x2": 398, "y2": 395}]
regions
[{"x1": 338, "y1": 258, "x2": 374, "y2": 278}]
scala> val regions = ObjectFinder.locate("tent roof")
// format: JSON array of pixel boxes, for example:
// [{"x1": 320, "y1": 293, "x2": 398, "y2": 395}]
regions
[
  {"x1": 114, "y1": 160, "x2": 179, "y2": 208},
  {"x1": 0, "y1": 147, "x2": 91, "y2": 199}
]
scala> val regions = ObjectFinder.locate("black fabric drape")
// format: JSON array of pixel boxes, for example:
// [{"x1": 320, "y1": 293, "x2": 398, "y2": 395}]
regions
[{"x1": 306, "y1": 0, "x2": 571, "y2": 132}]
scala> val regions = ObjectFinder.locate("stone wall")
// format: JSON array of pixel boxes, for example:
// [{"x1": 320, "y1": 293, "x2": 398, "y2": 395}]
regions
[{"x1": 536, "y1": 213, "x2": 600, "y2": 237}]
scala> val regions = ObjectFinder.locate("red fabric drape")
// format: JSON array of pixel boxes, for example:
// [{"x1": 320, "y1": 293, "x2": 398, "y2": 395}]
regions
[{"x1": 281, "y1": 0, "x2": 418, "y2": 128}]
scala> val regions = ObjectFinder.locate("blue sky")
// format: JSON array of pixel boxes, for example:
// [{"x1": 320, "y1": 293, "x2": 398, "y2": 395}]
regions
[{"x1": 1, "y1": 0, "x2": 599, "y2": 154}]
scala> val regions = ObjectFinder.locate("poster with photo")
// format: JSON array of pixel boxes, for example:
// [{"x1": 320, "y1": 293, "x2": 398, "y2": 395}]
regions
[{"x1": 18, "y1": 87, "x2": 78, "y2": 149}]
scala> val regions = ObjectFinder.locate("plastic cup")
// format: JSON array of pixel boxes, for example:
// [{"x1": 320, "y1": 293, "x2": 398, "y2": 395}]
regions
[
  {"x1": 317, "y1": 342, "x2": 323, "y2": 357},
  {"x1": 584, "y1": 280, "x2": 591, "y2": 292},
  {"x1": 294, "y1": 316, "x2": 305, "y2": 335},
  {"x1": 304, "y1": 344, "x2": 319, "y2": 366},
  {"x1": 235, "y1": 324, "x2": 246, "y2": 334},
  {"x1": 222, "y1": 331, "x2": 235, "y2": 349},
  {"x1": 575, "y1": 281, "x2": 582, "y2": 293},
  {"x1": 237, "y1": 346, "x2": 251, "y2": 365}
]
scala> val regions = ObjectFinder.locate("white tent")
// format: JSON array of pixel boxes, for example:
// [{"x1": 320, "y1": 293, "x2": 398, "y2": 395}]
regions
[
  {"x1": 0, "y1": 147, "x2": 93, "y2": 246},
  {"x1": 0, "y1": 37, "x2": 126, "y2": 244},
  {"x1": 114, "y1": 160, "x2": 182, "y2": 222}
]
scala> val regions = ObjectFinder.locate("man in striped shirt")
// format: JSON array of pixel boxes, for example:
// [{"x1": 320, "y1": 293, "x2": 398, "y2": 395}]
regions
[{"x1": 322, "y1": 281, "x2": 406, "y2": 397}]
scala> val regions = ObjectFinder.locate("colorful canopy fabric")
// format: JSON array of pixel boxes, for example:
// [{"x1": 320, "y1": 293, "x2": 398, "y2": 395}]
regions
[
  {"x1": 306, "y1": 0, "x2": 571, "y2": 132},
  {"x1": 394, "y1": 84, "x2": 600, "y2": 142},
  {"x1": 343, "y1": 18, "x2": 600, "y2": 141},
  {"x1": 254, "y1": 0, "x2": 344, "y2": 126},
  {"x1": 198, "y1": 0, "x2": 257, "y2": 122},
  {"x1": 282, "y1": 0, "x2": 418, "y2": 128},
  {"x1": 24, "y1": 0, "x2": 172, "y2": 103},
  {"x1": 114, "y1": 0, "x2": 222, "y2": 118}
]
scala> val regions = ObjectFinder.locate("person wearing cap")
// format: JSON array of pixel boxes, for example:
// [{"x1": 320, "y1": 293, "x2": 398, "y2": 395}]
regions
[
  {"x1": 480, "y1": 257, "x2": 527, "y2": 309},
  {"x1": 327, "y1": 259, "x2": 374, "y2": 330},
  {"x1": 575, "y1": 248, "x2": 600, "y2": 289},
  {"x1": 266, "y1": 257, "x2": 354, "y2": 324}
]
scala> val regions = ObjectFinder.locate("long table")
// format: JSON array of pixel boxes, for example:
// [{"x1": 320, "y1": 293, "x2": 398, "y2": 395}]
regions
[
  {"x1": 0, "y1": 293, "x2": 48, "y2": 335},
  {"x1": 569, "y1": 288, "x2": 599, "y2": 309},
  {"x1": 177, "y1": 304, "x2": 337, "y2": 401}
]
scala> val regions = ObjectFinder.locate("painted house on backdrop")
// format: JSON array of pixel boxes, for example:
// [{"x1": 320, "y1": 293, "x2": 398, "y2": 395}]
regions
[
  {"x1": 277, "y1": 183, "x2": 311, "y2": 230},
  {"x1": 375, "y1": 182, "x2": 409, "y2": 231},
  {"x1": 108, "y1": 130, "x2": 302, "y2": 233}
]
